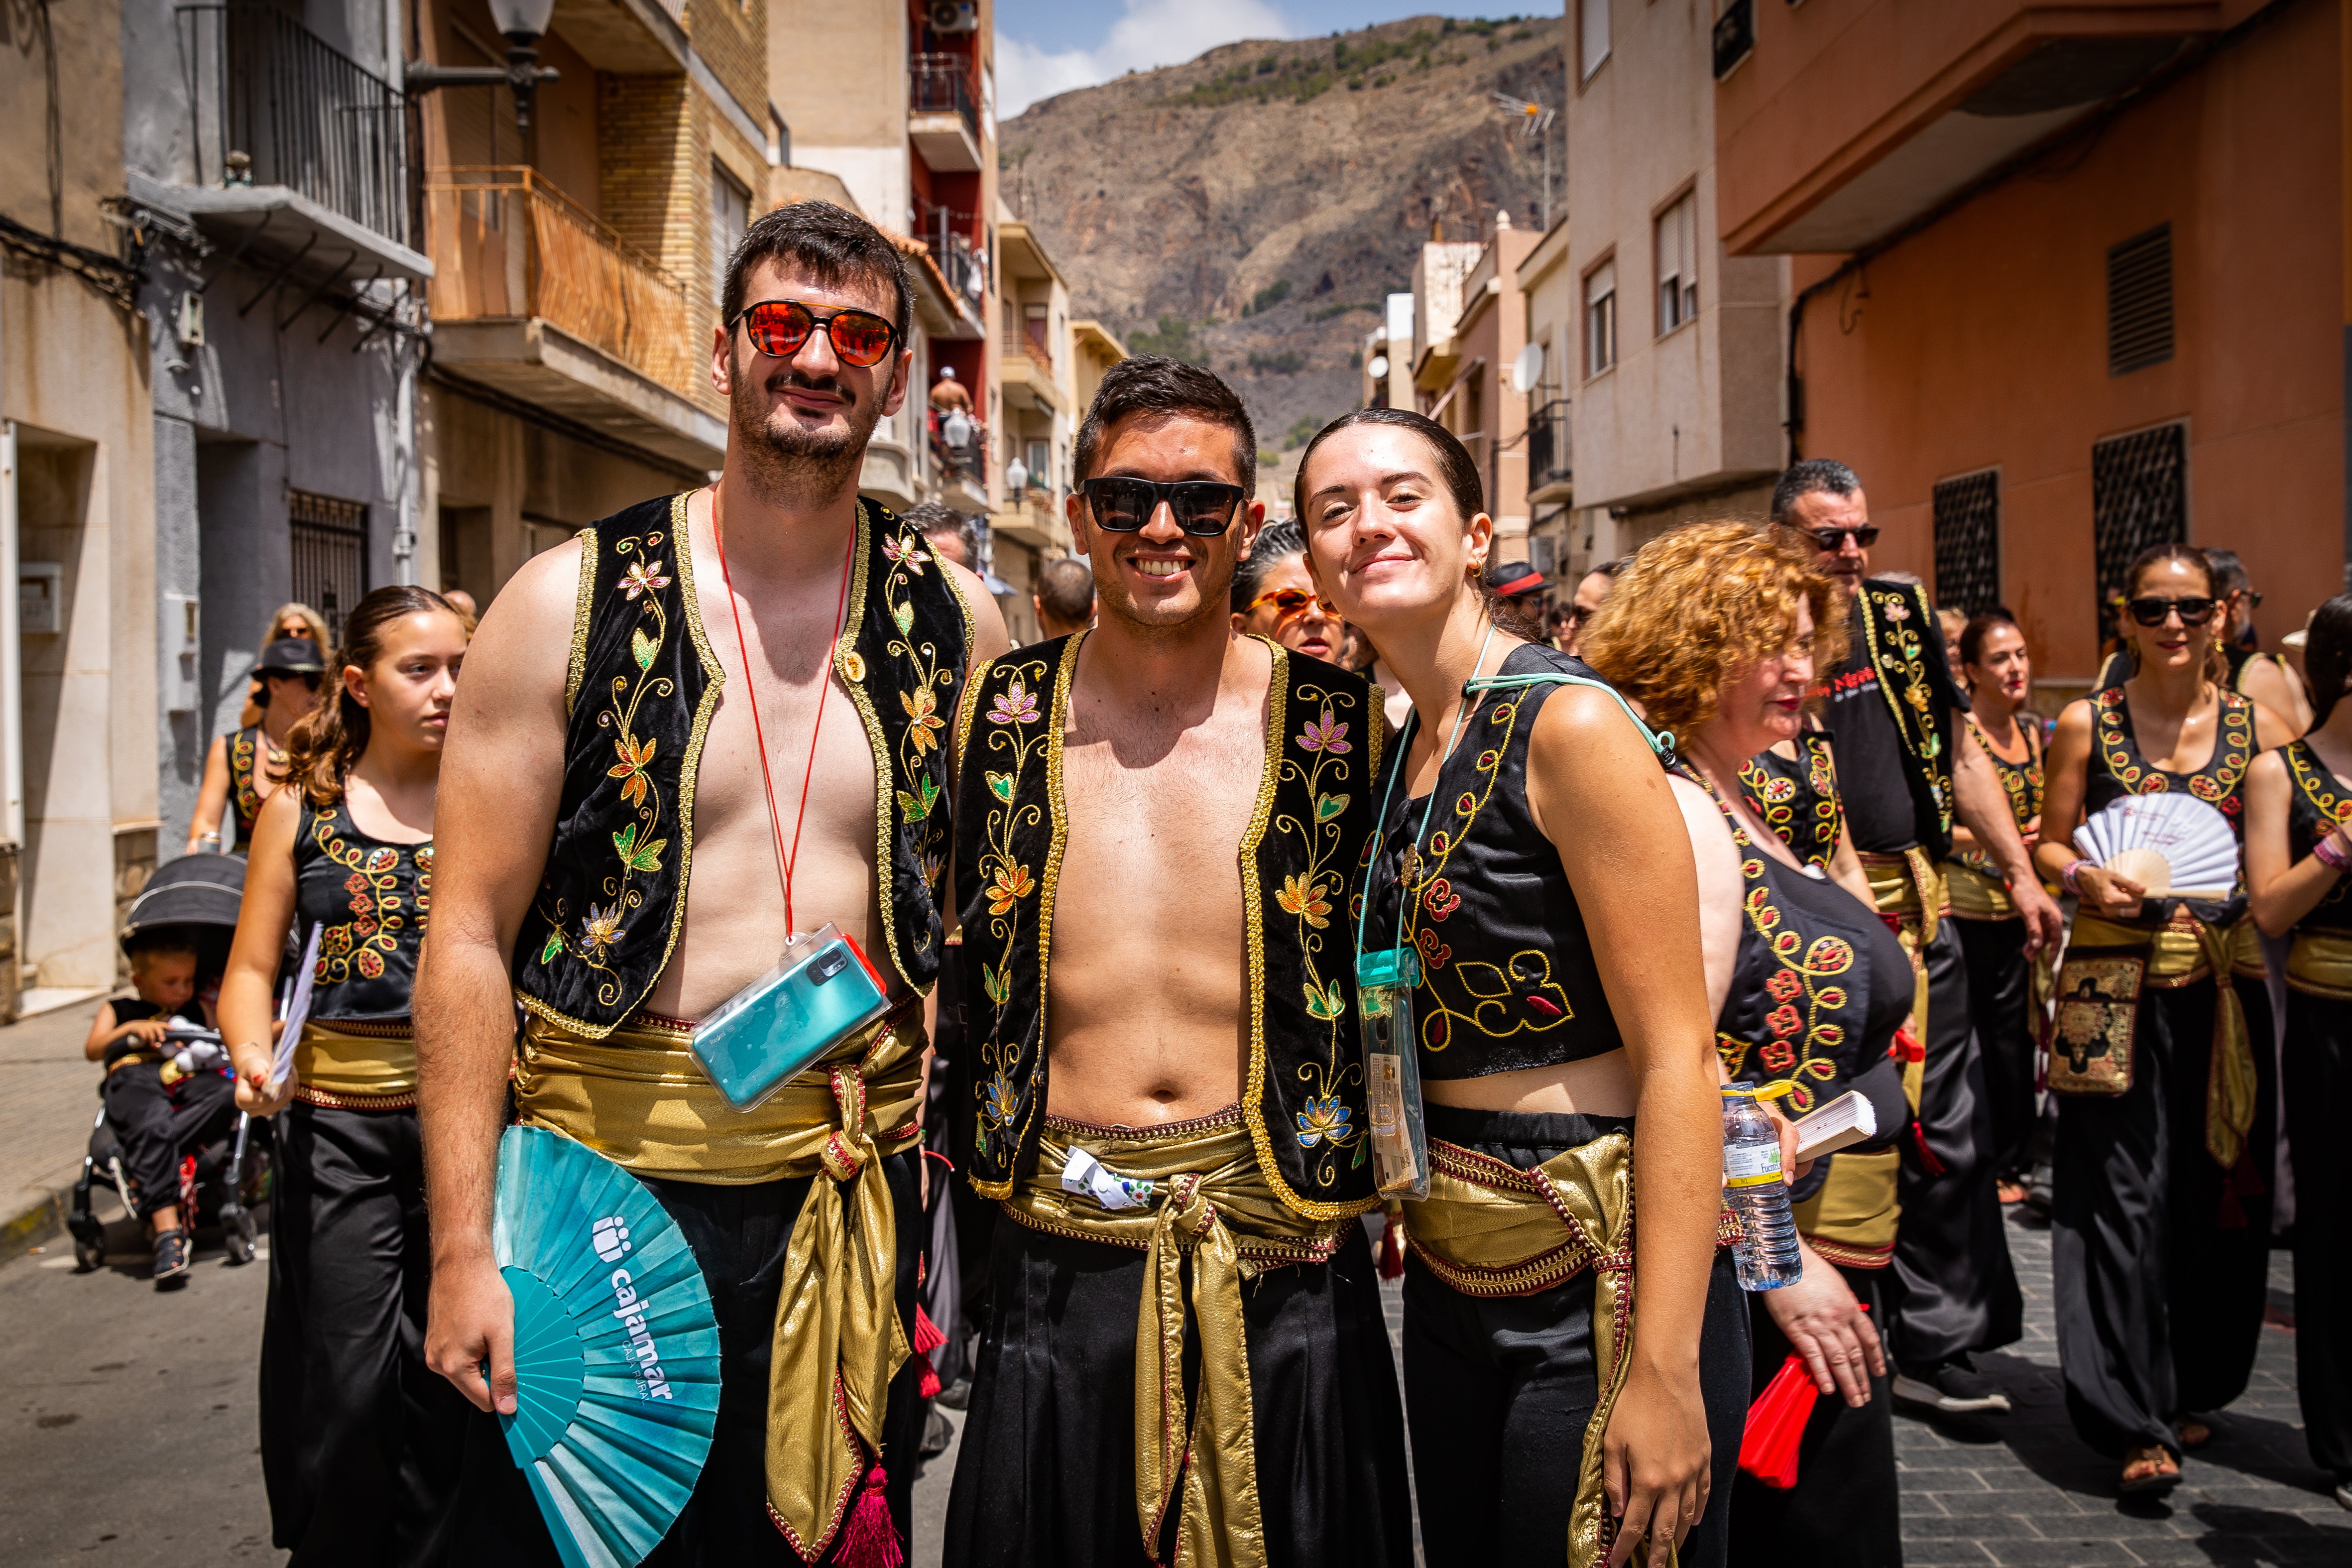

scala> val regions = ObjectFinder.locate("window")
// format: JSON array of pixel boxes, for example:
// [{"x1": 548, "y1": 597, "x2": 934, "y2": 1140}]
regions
[
  {"x1": 1712, "y1": 0, "x2": 1755, "y2": 81},
  {"x1": 710, "y1": 163, "x2": 751, "y2": 313},
  {"x1": 1580, "y1": 0, "x2": 1611, "y2": 81},
  {"x1": 1025, "y1": 439, "x2": 1050, "y2": 489},
  {"x1": 1024, "y1": 302, "x2": 1051, "y2": 364},
  {"x1": 288, "y1": 491, "x2": 367, "y2": 643},
  {"x1": 2091, "y1": 422, "x2": 2188, "y2": 643},
  {"x1": 2107, "y1": 223, "x2": 2172, "y2": 376},
  {"x1": 1931, "y1": 470, "x2": 2001, "y2": 616},
  {"x1": 1655, "y1": 192, "x2": 1698, "y2": 334},
  {"x1": 1584, "y1": 259, "x2": 1617, "y2": 377}
]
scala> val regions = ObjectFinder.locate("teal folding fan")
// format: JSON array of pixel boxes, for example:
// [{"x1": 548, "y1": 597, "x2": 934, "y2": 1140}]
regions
[{"x1": 492, "y1": 1124, "x2": 720, "y2": 1568}]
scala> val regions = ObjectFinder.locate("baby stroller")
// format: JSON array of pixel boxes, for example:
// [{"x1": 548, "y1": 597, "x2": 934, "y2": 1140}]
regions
[{"x1": 66, "y1": 853, "x2": 271, "y2": 1273}]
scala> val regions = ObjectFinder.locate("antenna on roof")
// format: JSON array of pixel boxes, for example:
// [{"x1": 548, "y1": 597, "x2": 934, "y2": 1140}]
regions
[{"x1": 1488, "y1": 92, "x2": 1558, "y2": 233}]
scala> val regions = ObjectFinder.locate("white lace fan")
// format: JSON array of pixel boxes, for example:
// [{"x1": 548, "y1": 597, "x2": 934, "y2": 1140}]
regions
[{"x1": 2073, "y1": 793, "x2": 2238, "y2": 900}]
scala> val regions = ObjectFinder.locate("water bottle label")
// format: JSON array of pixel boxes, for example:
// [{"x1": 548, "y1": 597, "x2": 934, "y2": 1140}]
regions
[{"x1": 1723, "y1": 1142, "x2": 1783, "y2": 1188}]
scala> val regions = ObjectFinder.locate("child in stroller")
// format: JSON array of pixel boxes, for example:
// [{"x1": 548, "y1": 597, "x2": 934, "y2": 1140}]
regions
[{"x1": 70, "y1": 852, "x2": 263, "y2": 1287}]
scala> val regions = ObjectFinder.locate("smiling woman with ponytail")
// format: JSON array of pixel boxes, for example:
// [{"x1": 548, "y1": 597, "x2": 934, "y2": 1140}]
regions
[
  {"x1": 215, "y1": 583, "x2": 474, "y2": 1564},
  {"x1": 2245, "y1": 592, "x2": 2352, "y2": 1510}
]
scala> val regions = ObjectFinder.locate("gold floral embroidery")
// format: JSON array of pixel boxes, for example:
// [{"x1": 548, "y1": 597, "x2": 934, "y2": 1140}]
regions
[
  {"x1": 2285, "y1": 741, "x2": 2352, "y2": 921},
  {"x1": 1273, "y1": 676, "x2": 1367, "y2": 1184},
  {"x1": 310, "y1": 809, "x2": 428, "y2": 985},
  {"x1": 969, "y1": 649, "x2": 1059, "y2": 1168},
  {"x1": 1858, "y1": 583, "x2": 1953, "y2": 839}
]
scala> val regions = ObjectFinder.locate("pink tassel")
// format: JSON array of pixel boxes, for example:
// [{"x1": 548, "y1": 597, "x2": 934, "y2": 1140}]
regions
[
  {"x1": 836, "y1": 1464, "x2": 903, "y2": 1568},
  {"x1": 912, "y1": 1305, "x2": 946, "y2": 1356}
]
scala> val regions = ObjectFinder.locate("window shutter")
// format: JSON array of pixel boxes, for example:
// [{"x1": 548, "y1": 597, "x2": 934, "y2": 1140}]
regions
[{"x1": 2106, "y1": 224, "x2": 2173, "y2": 376}]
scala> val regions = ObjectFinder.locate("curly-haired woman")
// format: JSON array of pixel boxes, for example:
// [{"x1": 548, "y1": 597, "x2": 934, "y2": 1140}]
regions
[
  {"x1": 218, "y1": 585, "x2": 473, "y2": 1565},
  {"x1": 1296, "y1": 409, "x2": 1746, "y2": 1568},
  {"x1": 1583, "y1": 521, "x2": 1915, "y2": 1568}
]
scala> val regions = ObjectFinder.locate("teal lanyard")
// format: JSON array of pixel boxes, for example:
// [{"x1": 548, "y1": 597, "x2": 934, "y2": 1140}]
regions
[{"x1": 1355, "y1": 631, "x2": 1678, "y2": 964}]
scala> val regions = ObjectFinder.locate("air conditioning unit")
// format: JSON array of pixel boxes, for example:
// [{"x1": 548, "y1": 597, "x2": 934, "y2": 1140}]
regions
[{"x1": 928, "y1": 1, "x2": 978, "y2": 34}]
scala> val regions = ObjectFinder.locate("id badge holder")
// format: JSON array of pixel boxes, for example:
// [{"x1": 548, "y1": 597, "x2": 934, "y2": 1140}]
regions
[
  {"x1": 690, "y1": 922, "x2": 891, "y2": 1112},
  {"x1": 1357, "y1": 947, "x2": 1429, "y2": 1200}
]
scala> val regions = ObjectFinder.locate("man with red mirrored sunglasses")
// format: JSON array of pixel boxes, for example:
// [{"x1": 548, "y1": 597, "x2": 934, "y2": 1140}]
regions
[
  {"x1": 420, "y1": 201, "x2": 1010, "y2": 1567},
  {"x1": 1764, "y1": 459, "x2": 2050, "y2": 1436},
  {"x1": 942, "y1": 357, "x2": 1411, "y2": 1567}
]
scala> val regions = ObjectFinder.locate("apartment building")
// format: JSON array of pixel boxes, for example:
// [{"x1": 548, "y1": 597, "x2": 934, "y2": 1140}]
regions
[
  {"x1": 1716, "y1": 0, "x2": 2343, "y2": 687},
  {"x1": 414, "y1": 0, "x2": 775, "y2": 605},
  {"x1": 769, "y1": 0, "x2": 996, "y2": 526},
  {"x1": 1562, "y1": 0, "x2": 1787, "y2": 566},
  {"x1": 1516, "y1": 215, "x2": 1576, "y2": 578}
]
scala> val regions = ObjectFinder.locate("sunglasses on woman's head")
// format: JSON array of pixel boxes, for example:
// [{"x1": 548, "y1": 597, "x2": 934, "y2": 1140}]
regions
[
  {"x1": 1080, "y1": 477, "x2": 1246, "y2": 537},
  {"x1": 2126, "y1": 596, "x2": 2218, "y2": 627},
  {"x1": 1241, "y1": 587, "x2": 1329, "y2": 622},
  {"x1": 728, "y1": 300, "x2": 900, "y2": 367}
]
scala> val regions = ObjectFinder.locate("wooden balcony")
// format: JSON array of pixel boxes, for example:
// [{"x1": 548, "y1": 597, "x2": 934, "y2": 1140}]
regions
[{"x1": 424, "y1": 167, "x2": 722, "y2": 468}]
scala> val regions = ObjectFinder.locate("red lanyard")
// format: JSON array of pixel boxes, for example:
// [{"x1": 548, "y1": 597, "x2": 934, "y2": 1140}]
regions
[{"x1": 708, "y1": 484, "x2": 855, "y2": 935}]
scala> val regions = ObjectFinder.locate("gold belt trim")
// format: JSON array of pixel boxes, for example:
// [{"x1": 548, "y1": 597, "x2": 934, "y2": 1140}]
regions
[
  {"x1": 2288, "y1": 930, "x2": 2352, "y2": 999},
  {"x1": 1943, "y1": 859, "x2": 2016, "y2": 921},
  {"x1": 294, "y1": 1018, "x2": 418, "y2": 1109},
  {"x1": 1402, "y1": 1130, "x2": 1668, "y2": 1568},
  {"x1": 1000, "y1": 1110, "x2": 1349, "y2": 1568},
  {"x1": 2069, "y1": 914, "x2": 2258, "y2": 1169},
  {"x1": 515, "y1": 1002, "x2": 925, "y2": 1564}
]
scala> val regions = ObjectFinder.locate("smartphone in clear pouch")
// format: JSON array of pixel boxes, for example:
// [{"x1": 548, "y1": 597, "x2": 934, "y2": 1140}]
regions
[
  {"x1": 1358, "y1": 947, "x2": 1429, "y2": 1199},
  {"x1": 690, "y1": 922, "x2": 890, "y2": 1111}
]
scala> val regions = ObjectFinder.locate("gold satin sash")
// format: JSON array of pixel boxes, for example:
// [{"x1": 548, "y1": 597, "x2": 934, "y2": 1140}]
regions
[
  {"x1": 514, "y1": 1004, "x2": 925, "y2": 1563},
  {"x1": 998, "y1": 1111, "x2": 1349, "y2": 1568},
  {"x1": 2287, "y1": 929, "x2": 2352, "y2": 1000},
  {"x1": 293, "y1": 1018, "x2": 418, "y2": 1108},
  {"x1": 1402, "y1": 1131, "x2": 1668, "y2": 1568},
  {"x1": 1790, "y1": 1147, "x2": 1901, "y2": 1269},
  {"x1": 1861, "y1": 849, "x2": 1944, "y2": 1104},
  {"x1": 2068, "y1": 914, "x2": 2258, "y2": 1169},
  {"x1": 1943, "y1": 860, "x2": 2016, "y2": 921}
]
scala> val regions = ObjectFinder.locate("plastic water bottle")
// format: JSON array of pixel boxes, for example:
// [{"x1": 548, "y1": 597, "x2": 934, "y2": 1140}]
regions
[{"x1": 1722, "y1": 1086, "x2": 1802, "y2": 1291}]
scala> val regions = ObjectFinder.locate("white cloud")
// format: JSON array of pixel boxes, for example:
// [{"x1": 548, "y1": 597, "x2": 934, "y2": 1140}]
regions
[{"x1": 996, "y1": 0, "x2": 1293, "y2": 118}]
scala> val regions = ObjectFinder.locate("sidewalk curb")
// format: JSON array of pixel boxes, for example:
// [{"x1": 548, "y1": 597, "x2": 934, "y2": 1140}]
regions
[{"x1": 0, "y1": 1187, "x2": 62, "y2": 1267}]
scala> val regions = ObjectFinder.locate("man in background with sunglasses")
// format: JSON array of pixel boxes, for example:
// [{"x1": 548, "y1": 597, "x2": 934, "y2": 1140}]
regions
[
  {"x1": 420, "y1": 200, "x2": 1009, "y2": 1567},
  {"x1": 1770, "y1": 459, "x2": 2053, "y2": 1421},
  {"x1": 943, "y1": 357, "x2": 1411, "y2": 1567}
]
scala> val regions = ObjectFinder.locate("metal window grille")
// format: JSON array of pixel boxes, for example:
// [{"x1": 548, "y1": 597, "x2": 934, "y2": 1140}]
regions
[
  {"x1": 1931, "y1": 470, "x2": 2001, "y2": 616},
  {"x1": 2091, "y1": 422, "x2": 2188, "y2": 643},
  {"x1": 289, "y1": 490, "x2": 369, "y2": 644},
  {"x1": 2106, "y1": 224, "x2": 2173, "y2": 376},
  {"x1": 1713, "y1": 0, "x2": 1755, "y2": 80}
]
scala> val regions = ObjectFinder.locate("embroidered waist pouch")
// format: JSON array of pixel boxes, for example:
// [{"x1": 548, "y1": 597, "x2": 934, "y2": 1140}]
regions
[
  {"x1": 514, "y1": 1001, "x2": 925, "y2": 1565},
  {"x1": 2054, "y1": 915, "x2": 2258, "y2": 1169},
  {"x1": 998, "y1": 1108, "x2": 1351, "y2": 1568},
  {"x1": 2288, "y1": 929, "x2": 2352, "y2": 1000},
  {"x1": 294, "y1": 1017, "x2": 418, "y2": 1109},
  {"x1": 1403, "y1": 1130, "x2": 1691, "y2": 1568}
]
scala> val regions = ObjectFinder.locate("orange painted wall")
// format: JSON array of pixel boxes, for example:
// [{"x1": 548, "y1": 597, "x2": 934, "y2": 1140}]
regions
[{"x1": 1788, "y1": 0, "x2": 2341, "y2": 681}]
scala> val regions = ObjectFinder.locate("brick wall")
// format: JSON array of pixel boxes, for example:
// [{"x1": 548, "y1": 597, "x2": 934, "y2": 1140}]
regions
[
  {"x1": 596, "y1": 75, "x2": 725, "y2": 415},
  {"x1": 685, "y1": 0, "x2": 767, "y2": 140}
]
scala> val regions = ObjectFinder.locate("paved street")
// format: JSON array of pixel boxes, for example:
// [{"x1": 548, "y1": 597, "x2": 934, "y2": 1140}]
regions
[{"x1": 3, "y1": 992, "x2": 2344, "y2": 1568}]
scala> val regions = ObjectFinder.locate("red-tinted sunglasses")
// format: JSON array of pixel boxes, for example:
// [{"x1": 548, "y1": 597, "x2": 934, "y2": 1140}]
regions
[{"x1": 728, "y1": 299, "x2": 900, "y2": 367}]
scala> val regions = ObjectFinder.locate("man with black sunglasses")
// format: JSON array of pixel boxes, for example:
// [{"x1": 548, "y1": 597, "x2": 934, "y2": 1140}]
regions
[
  {"x1": 943, "y1": 357, "x2": 1411, "y2": 1567},
  {"x1": 420, "y1": 201, "x2": 1009, "y2": 1567},
  {"x1": 1769, "y1": 459, "x2": 2053, "y2": 1420}
]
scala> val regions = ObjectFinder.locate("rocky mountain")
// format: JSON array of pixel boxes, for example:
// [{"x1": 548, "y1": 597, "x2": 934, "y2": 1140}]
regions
[{"x1": 1000, "y1": 13, "x2": 1562, "y2": 460}]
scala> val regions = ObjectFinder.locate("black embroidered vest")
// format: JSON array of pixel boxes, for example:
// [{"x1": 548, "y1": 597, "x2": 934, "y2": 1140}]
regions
[
  {"x1": 228, "y1": 725, "x2": 275, "y2": 850},
  {"x1": 296, "y1": 798, "x2": 432, "y2": 1022},
  {"x1": 1362, "y1": 644, "x2": 1629, "y2": 1080},
  {"x1": 1740, "y1": 729, "x2": 1842, "y2": 873},
  {"x1": 1954, "y1": 714, "x2": 2043, "y2": 879},
  {"x1": 512, "y1": 492, "x2": 972, "y2": 1036},
  {"x1": 2084, "y1": 685, "x2": 2255, "y2": 927},
  {"x1": 953, "y1": 635, "x2": 1384, "y2": 1218},
  {"x1": 1854, "y1": 578, "x2": 1962, "y2": 859},
  {"x1": 2285, "y1": 740, "x2": 2352, "y2": 935}
]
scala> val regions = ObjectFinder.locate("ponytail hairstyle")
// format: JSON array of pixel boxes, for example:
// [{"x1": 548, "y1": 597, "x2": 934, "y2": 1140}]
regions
[
  {"x1": 1958, "y1": 608, "x2": 2019, "y2": 671},
  {"x1": 2304, "y1": 594, "x2": 2352, "y2": 730},
  {"x1": 284, "y1": 585, "x2": 461, "y2": 806},
  {"x1": 1291, "y1": 407, "x2": 1505, "y2": 619},
  {"x1": 2124, "y1": 541, "x2": 2228, "y2": 688}
]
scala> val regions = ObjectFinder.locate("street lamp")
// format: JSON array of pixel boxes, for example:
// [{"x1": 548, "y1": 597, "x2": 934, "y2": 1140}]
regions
[
  {"x1": 406, "y1": 0, "x2": 561, "y2": 133},
  {"x1": 1004, "y1": 456, "x2": 1029, "y2": 496}
]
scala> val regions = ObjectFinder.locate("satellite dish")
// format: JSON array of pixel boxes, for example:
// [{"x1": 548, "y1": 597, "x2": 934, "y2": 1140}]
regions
[{"x1": 1511, "y1": 342, "x2": 1543, "y2": 396}]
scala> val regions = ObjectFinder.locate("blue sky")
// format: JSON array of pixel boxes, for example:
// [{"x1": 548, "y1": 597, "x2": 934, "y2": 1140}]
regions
[{"x1": 996, "y1": 1, "x2": 1564, "y2": 117}]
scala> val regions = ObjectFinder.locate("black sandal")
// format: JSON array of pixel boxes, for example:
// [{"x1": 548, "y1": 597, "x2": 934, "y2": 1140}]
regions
[{"x1": 152, "y1": 1228, "x2": 192, "y2": 1291}]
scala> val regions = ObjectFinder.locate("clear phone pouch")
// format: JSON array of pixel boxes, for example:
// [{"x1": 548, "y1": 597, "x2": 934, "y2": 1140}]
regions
[
  {"x1": 1358, "y1": 946, "x2": 1429, "y2": 1200},
  {"x1": 690, "y1": 922, "x2": 890, "y2": 1112}
]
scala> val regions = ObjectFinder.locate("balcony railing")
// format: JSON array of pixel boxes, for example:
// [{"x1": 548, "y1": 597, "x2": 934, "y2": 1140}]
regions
[
  {"x1": 917, "y1": 201, "x2": 983, "y2": 308},
  {"x1": 909, "y1": 53, "x2": 979, "y2": 139},
  {"x1": 1528, "y1": 398, "x2": 1572, "y2": 490},
  {"x1": 423, "y1": 168, "x2": 695, "y2": 395},
  {"x1": 176, "y1": 3, "x2": 409, "y2": 242}
]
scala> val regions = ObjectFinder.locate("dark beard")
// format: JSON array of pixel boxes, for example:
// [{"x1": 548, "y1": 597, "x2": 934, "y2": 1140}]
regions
[{"x1": 729, "y1": 360, "x2": 887, "y2": 511}]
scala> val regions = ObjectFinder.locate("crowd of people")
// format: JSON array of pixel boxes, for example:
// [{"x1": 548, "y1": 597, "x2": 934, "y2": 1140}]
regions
[{"x1": 88, "y1": 199, "x2": 2350, "y2": 1568}]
